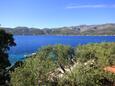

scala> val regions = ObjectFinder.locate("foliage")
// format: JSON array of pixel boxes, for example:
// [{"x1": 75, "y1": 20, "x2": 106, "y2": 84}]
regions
[
  {"x1": 0, "y1": 29, "x2": 16, "y2": 85},
  {"x1": 0, "y1": 29, "x2": 16, "y2": 68},
  {"x1": 76, "y1": 43, "x2": 115, "y2": 66},
  {"x1": 11, "y1": 43, "x2": 115, "y2": 86},
  {"x1": 59, "y1": 64, "x2": 115, "y2": 86},
  {"x1": 39, "y1": 45, "x2": 75, "y2": 71},
  {"x1": 10, "y1": 51, "x2": 57, "y2": 86},
  {"x1": 58, "y1": 43, "x2": 115, "y2": 86},
  {"x1": 11, "y1": 45, "x2": 74, "y2": 86},
  {"x1": 52, "y1": 45, "x2": 75, "y2": 72}
]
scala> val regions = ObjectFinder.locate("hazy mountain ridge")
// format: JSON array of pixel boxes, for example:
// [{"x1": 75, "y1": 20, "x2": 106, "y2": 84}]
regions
[{"x1": 1, "y1": 23, "x2": 115, "y2": 35}]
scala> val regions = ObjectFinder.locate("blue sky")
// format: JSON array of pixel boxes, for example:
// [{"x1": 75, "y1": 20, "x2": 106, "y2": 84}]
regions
[{"x1": 0, "y1": 0, "x2": 115, "y2": 28}]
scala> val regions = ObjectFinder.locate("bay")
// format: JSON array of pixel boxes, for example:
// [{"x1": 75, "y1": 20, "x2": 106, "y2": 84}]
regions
[{"x1": 9, "y1": 35, "x2": 115, "y2": 63}]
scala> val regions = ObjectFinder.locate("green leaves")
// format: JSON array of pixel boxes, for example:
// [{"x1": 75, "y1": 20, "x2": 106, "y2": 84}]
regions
[
  {"x1": 0, "y1": 29, "x2": 15, "y2": 68},
  {"x1": 11, "y1": 51, "x2": 57, "y2": 86},
  {"x1": 0, "y1": 29, "x2": 16, "y2": 85},
  {"x1": 11, "y1": 43, "x2": 115, "y2": 86},
  {"x1": 59, "y1": 43, "x2": 115, "y2": 86},
  {"x1": 11, "y1": 45, "x2": 75, "y2": 86}
]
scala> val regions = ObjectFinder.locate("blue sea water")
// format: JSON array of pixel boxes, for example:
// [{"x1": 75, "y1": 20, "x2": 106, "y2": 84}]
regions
[{"x1": 9, "y1": 35, "x2": 115, "y2": 63}]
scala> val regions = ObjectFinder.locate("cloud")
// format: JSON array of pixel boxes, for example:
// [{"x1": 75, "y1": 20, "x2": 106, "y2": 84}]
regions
[{"x1": 66, "y1": 4, "x2": 115, "y2": 9}]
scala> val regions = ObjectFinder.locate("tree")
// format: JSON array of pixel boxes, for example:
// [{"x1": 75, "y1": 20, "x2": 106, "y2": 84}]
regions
[
  {"x1": 11, "y1": 45, "x2": 75, "y2": 86},
  {"x1": 39, "y1": 45, "x2": 75, "y2": 72},
  {"x1": 0, "y1": 29, "x2": 16, "y2": 85},
  {"x1": 53, "y1": 45, "x2": 75, "y2": 72}
]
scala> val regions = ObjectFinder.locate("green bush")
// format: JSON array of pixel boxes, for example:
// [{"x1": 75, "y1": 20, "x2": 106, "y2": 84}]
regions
[
  {"x1": 10, "y1": 45, "x2": 74, "y2": 86},
  {"x1": 11, "y1": 43, "x2": 115, "y2": 86},
  {"x1": 10, "y1": 51, "x2": 57, "y2": 86},
  {"x1": 58, "y1": 43, "x2": 115, "y2": 86},
  {"x1": 76, "y1": 43, "x2": 115, "y2": 66},
  {"x1": 59, "y1": 63, "x2": 115, "y2": 86}
]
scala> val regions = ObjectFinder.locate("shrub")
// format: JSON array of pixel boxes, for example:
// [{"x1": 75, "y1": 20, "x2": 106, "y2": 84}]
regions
[
  {"x1": 11, "y1": 43, "x2": 115, "y2": 86},
  {"x1": 10, "y1": 45, "x2": 74, "y2": 86},
  {"x1": 58, "y1": 43, "x2": 115, "y2": 86},
  {"x1": 10, "y1": 52, "x2": 57, "y2": 86}
]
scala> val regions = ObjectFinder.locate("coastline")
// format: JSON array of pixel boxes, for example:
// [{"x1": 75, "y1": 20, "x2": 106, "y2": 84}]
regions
[{"x1": 14, "y1": 34, "x2": 115, "y2": 36}]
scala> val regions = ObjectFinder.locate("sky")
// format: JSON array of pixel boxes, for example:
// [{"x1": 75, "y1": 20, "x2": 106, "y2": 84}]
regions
[{"x1": 0, "y1": 0, "x2": 115, "y2": 28}]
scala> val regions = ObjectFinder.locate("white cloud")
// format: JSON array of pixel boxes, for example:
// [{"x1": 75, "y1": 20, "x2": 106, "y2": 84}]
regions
[{"x1": 66, "y1": 4, "x2": 115, "y2": 9}]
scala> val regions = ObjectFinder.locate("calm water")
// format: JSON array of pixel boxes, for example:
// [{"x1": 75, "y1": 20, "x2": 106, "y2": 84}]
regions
[{"x1": 9, "y1": 35, "x2": 115, "y2": 63}]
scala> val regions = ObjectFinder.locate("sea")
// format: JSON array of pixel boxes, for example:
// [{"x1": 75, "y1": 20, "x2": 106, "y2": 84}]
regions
[{"x1": 9, "y1": 35, "x2": 115, "y2": 63}]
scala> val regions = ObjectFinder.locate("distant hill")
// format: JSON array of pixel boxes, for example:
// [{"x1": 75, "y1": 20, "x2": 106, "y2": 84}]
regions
[{"x1": 1, "y1": 23, "x2": 115, "y2": 35}]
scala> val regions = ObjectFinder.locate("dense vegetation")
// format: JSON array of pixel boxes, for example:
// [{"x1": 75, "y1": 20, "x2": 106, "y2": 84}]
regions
[
  {"x1": 0, "y1": 29, "x2": 16, "y2": 85},
  {"x1": 11, "y1": 43, "x2": 115, "y2": 86},
  {"x1": 59, "y1": 43, "x2": 115, "y2": 86},
  {"x1": 2, "y1": 23, "x2": 115, "y2": 35},
  {"x1": 0, "y1": 27, "x2": 115, "y2": 86}
]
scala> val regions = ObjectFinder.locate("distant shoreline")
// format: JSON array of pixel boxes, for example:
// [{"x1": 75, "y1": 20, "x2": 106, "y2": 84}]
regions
[
  {"x1": 14, "y1": 35, "x2": 115, "y2": 36},
  {"x1": 1, "y1": 23, "x2": 115, "y2": 36}
]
